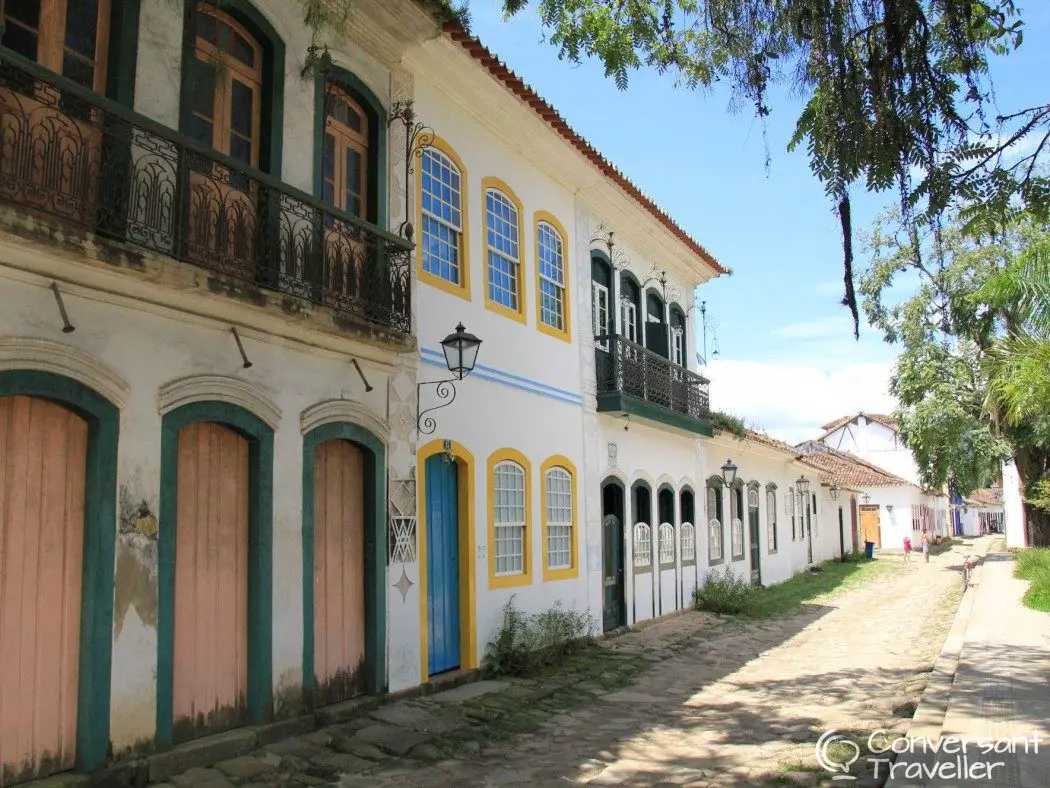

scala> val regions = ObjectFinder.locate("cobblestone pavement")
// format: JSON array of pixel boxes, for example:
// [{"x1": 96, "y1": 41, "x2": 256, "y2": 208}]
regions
[{"x1": 151, "y1": 539, "x2": 986, "y2": 788}]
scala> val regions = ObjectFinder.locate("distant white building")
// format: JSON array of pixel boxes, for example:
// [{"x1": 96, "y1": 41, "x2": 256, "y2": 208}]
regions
[{"x1": 817, "y1": 412, "x2": 921, "y2": 486}]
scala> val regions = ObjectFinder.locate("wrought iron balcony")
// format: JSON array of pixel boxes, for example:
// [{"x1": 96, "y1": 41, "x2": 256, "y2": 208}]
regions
[
  {"x1": 0, "y1": 49, "x2": 412, "y2": 335},
  {"x1": 595, "y1": 334, "x2": 711, "y2": 433}
]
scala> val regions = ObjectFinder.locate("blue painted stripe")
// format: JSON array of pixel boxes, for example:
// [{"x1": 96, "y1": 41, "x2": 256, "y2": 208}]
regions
[
  {"x1": 419, "y1": 347, "x2": 583, "y2": 404},
  {"x1": 419, "y1": 355, "x2": 583, "y2": 406}
]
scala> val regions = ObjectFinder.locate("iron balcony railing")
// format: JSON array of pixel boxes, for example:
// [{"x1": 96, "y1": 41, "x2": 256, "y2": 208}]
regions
[
  {"x1": 595, "y1": 334, "x2": 711, "y2": 422},
  {"x1": 0, "y1": 49, "x2": 412, "y2": 335}
]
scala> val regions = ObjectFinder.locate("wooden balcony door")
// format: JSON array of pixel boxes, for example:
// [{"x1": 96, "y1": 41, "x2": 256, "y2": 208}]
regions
[
  {"x1": 185, "y1": 5, "x2": 262, "y2": 279},
  {"x1": 0, "y1": 0, "x2": 111, "y2": 225}
]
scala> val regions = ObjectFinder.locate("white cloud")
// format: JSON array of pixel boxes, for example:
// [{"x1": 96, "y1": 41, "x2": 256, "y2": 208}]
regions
[{"x1": 706, "y1": 357, "x2": 896, "y2": 444}]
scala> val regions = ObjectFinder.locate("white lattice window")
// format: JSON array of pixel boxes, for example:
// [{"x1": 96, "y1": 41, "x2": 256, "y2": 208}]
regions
[
  {"x1": 420, "y1": 148, "x2": 463, "y2": 285},
  {"x1": 786, "y1": 488, "x2": 795, "y2": 540},
  {"x1": 622, "y1": 300, "x2": 638, "y2": 343},
  {"x1": 538, "y1": 221, "x2": 566, "y2": 332},
  {"x1": 732, "y1": 518, "x2": 744, "y2": 558},
  {"x1": 659, "y1": 523, "x2": 675, "y2": 565},
  {"x1": 592, "y1": 281, "x2": 610, "y2": 348},
  {"x1": 747, "y1": 487, "x2": 759, "y2": 508},
  {"x1": 493, "y1": 461, "x2": 526, "y2": 575},
  {"x1": 708, "y1": 518, "x2": 723, "y2": 560},
  {"x1": 766, "y1": 488, "x2": 777, "y2": 552},
  {"x1": 681, "y1": 522, "x2": 695, "y2": 562},
  {"x1": 486, "y1": 189, "x2": 521, "y2": 312},
  {"x1": 545, "y1": 467, "x2": 573, "y2": 570},
  {"x1": 633, "y1": 523, "x2": 651, "y2": 566},
  {"x1": 671, "y1": 327, "x2": 685, "y2": 366}
]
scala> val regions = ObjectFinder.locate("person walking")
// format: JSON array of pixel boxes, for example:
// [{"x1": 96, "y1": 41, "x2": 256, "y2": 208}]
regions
[
  {"x1": 903, "y1": 534, "x2": 912, "y2": 562},
  {"x1": 921, "y1": 529, "x2": 930, "y2": 563}
]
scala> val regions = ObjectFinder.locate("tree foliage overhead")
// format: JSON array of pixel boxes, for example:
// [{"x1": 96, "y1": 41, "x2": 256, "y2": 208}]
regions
[
  {"x1": 859, "y1": 209, "x2": 1050, "y2": 542},
  {"x1": 501, "y1": 0, "x2": 1045, "y2": 335}
]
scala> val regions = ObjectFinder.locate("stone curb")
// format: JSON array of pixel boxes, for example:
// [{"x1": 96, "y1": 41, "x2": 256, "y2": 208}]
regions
[{"x1": 889, "y1": 552, "x2": 985, "y2": 757}]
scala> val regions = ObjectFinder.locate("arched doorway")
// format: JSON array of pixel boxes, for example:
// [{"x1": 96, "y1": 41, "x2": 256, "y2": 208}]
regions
[
  {"x1": 0, "y1": 371, "x2": 119, "y2": 781},
  {"x1": 157, "y1": 402, "x2": 274, "y2": 747},
  {"x1": 601, "y1": 476, "x2": 626, "y2": 631},
  {"x1": 417, "y1": 440, "x2": 476, "y2": 681},
  {"x1": 301, "y1": 420, "x2": 386, "y2": 708}
]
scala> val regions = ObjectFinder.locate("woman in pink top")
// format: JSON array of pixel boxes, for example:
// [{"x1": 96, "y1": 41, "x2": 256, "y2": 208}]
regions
[{"x1": 903, "y1": 535, "x2": 912, "y2": 561}]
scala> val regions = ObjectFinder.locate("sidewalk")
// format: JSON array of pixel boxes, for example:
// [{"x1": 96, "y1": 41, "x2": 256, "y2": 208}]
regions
[{"x1": 886, "y1": 550, "x2": 1050, "y2": 787}]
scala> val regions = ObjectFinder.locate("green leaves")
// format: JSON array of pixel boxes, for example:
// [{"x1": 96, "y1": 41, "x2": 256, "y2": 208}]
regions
[{"x1": 501, "y1": 1, "x2": 1047, "y2": 331}]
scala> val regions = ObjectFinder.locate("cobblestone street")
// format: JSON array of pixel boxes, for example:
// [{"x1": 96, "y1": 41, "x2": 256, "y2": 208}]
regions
[{"x1": 147, "y1": 539, "x2": 984, "y2": 788}]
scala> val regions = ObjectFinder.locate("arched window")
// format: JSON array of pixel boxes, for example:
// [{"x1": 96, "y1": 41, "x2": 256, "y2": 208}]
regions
[
  {"x1": 787, "y1": 486, "x2": 796, "y2": 540},
  {"x1": 766, "y1": 484, "x2": 778, "y2": 553},
  {"x1": 670, "y1": 306, "x2": 687, "y2": 367},
  {"x1": 680, "y1": 487, "x2": 696, "y2": 563},
  {"x1": 658, "y1": 523, "x2": 675, "y2": 566},
  {"x1": 706, "y1": 480, "x2": 724, "y2": 563},
  {"x1": 189, "y1": 5, "x2": 264, "y2": 168},
  {"x1": 484, "y1": 181, "x2": 524, "y2": 319},
  {"x1": 645, "y1": 289, "x2": 667, "y2": 358},
  {"x1": 420, "y1": 143, "x2": 465, "y2": 290},
  {"x1": 591, "y1": 251, "x2": 612, "y2": 350},
  {"x1": 731, "y1": 481, "x2": 745, "y2": 560},
  {"x1": 493, "y1": 460, "x2": 527, "y2": 577},
  {"x1": 537, "y1": 217, "x2": 568, "y2": 337},
  {"x1": 632, "y1": 481, "x2": 652, "y2": 526},
  {"x1": 680, "y1": 523, "x2": 696, "y2": 563},
  {"x1": 633, "y1": 523, "x2": 651, "y2": 567},
  {"x1": 620, "y1": 274, "x2": 641, "y2": 345},
  {"x1": 322, "y1": 84, "x2": 368, "y2": 217},
  {"x1": 2, "y1": 0, "x2": 112, "y2": 94},
  {"x1": 544, "y1": 465, "x2": 573, "y2": 573}
]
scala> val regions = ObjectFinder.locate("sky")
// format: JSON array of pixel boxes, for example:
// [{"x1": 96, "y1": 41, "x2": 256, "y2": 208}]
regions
[{"x1": 464, "y1": 1, "x2": 1050, "y2": 443}]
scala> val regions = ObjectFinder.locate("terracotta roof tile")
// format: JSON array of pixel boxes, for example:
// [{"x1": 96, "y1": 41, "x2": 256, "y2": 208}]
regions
[
  {"x1": 967, "y1": 487, "x2": 1003, "y2": 507},
  {"x1": 794, "y1": 442, "x2": 914, "y2": 489},
  {"x1": 744, "y1": 429, "x2": 799, "y2": 455},
  {"x1": 437, "y1": 20, "x2": 727, "y2": 276}
]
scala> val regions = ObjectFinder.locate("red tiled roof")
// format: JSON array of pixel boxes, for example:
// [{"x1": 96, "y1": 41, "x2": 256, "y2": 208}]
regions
[
  {"x1": 819, "y1": 412, "x2": 897, "y2": 433},
  {"x1": 437, "y1": 21, "x2": 728, "y2": 276},
  {"x1": 794, "y1": 442, "x2": 914, "y2": 489},
  {"x1": 967, "y1": 487, "x2": 1003, "y2": 507},
  {"x1": 744, "y1": 429, "x2": 799, "y2": 455}
]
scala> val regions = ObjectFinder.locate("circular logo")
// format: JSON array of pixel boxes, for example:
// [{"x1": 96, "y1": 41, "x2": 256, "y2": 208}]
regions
[{"x1": 816, "y1": 729, "x2": 860, "y2": 779}]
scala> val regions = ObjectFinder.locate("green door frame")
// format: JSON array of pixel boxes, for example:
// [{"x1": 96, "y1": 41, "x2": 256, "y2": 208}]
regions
[
  {"x1": 301, "y1": 422, "x2": 387, "y2": 706},
  {"x1": 0, "y1": 370, "x2": 119, "y2": 772},
  {"x1": 156, "y1": 401, "x2": 274, "y2": 748}
]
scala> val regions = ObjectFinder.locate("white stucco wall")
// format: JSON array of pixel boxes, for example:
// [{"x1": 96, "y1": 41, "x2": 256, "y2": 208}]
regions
[
  {"x1": 1002, "y1": 459, "x2": 1026, "y2": 547},
  {"x1": 822, "y1": 418, "x2": 921, "y2": 486},
  {"x1": 0, "y1": 270, "x2": 398, "y2": 750}
]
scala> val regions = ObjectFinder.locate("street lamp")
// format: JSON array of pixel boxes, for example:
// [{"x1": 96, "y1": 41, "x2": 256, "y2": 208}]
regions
[
  {"x1": 720, "y1": 459, "x2": 738, "y2": 488},
  {"x1": 417, "y1": 323, "x2": 483, "y2": 436},
  {"x1": 829, "y1": 484, "x2": 840, "y2": 501},
  {"x1": 862, "y1": 493, "x2": 872, "y2": 505},
  {"x1": 796, "y1": 475, "x2": 811, "y2": 496}
]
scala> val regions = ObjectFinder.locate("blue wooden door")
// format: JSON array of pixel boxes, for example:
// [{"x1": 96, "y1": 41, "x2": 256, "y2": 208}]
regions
[{"x1": 425, "y1": 455, "x2": 460, "y2": 675}]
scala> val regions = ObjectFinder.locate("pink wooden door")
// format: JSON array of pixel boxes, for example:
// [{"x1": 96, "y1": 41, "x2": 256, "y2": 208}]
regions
[
  {"x1": 313, "y1": 440, "x2": 366, "y2": 705},
  {"x1": 173, "y1": 422, "x2": 249, "y2": 742},
  {"x1": 0, "y1": 396, "x2": 87, "y2": 784}
]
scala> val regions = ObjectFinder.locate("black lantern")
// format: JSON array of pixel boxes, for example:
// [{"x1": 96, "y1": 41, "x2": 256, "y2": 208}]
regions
[
  {"x1": 862, "y1": 492, "x2": 872, "y2": 505},
  {"x1": 418, "y1": 324, "x2": 483, "y2": 436},
  {"x1": 796, "y1": 475, "x2": 811, "y2": 496},
  {"x1": 829, "y1": 484, "x2": 840, "y2": 501},
  {"x1": 440, "y1": 323, "x2": 481, "y2": 380},
  {"x1": 721, "y1": 459, "x2": 738, "y2": 488}
]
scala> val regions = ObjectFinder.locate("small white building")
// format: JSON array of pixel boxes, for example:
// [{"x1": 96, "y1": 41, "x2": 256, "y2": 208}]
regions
[
  {"x1": 795, "y1": 443, "x2": 948, "y2": 552},
  {"x1": 818, "y1": 412, "x2": 921, "y2": 486},
  {"x1": 963, "y1": 487, "x2": 1005, "y2": 537},
  {"x1": 1002, "y1": 457, "x2": 1028, "y2": 547}
]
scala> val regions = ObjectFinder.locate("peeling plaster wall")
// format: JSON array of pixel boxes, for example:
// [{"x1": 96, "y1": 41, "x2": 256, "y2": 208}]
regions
[{"x1": 0, "y1": 268, "x2": 396, "y2": 750}]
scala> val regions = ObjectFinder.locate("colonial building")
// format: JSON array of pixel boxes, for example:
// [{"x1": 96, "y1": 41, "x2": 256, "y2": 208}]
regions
[
  {"x1": 796, "y1": 441, "x2": 948, "y2": 552},
  {"x1": 0, "y1": 0, "x2": 740, "y2": 782}
]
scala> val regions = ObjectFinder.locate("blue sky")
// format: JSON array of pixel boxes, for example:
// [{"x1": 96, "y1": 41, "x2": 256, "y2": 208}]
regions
[{"x1": 466, "y1": 1, "x2": 1050, "y2": 440}]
